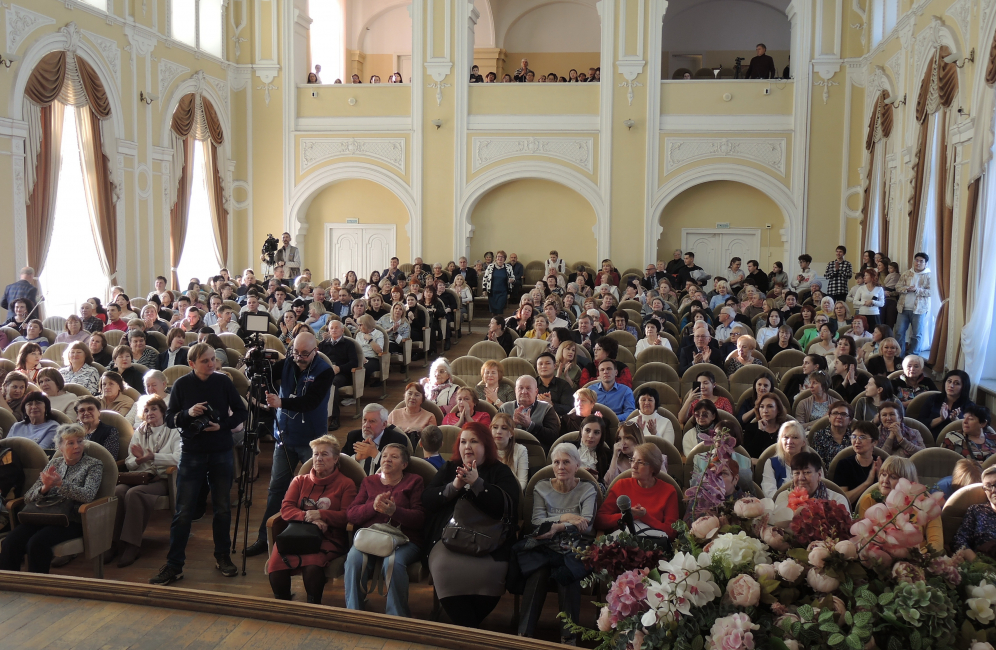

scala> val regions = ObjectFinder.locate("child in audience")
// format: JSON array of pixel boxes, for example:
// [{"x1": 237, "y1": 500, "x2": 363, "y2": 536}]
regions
[{"x1": 420, "y1": 424, "x2": 445, "y2": 469}]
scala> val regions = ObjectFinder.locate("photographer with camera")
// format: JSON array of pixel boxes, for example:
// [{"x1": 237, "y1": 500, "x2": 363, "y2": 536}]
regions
[
  {"x1": 243, "y1": 332, "x2": 335, "y2": 557},
  {"x1": 150, "y1": 343, "x2": 248, "y2": 586}
]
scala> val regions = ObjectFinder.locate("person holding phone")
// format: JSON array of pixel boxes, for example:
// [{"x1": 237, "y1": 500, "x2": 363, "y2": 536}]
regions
[{"x1": 678, "y1": 370, "x2": 732, "y2": 426}]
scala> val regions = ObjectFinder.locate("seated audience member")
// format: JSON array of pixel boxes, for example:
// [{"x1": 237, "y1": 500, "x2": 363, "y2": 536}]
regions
[
  {"x1": 56, "y1": 314, "x2": 92, "y2": 345},
  {"x1": 831, "y1": 421, "x2": 881, "y2": 504},
  {"x1": 442, "y1": 386, "x2": 492, "y2": 427},
  {"x1": 919, "y1": 369, "x2": 975, "y2": 438},
  {"x1": 774, "y1": 450, "x2": 850, "y2": 509},
  {"x1": 876, "y1": 400, "x2": 923, "y2": 458},
  {"x1": 798, "y1": 313, "x2": 828, "y2": 351},
  {"x1": 110, "y1": 345, "x2": 145, "y2": 394},
  {"x1": 88, "y1": 331, "x2": 112, "y2": 366},
  {"x1": 59, "y1": 341, "x2": 101, "y2": 395},
  {"x1": 78, "y1": 301, "x2": 104, "y2": 334},
  {"x1": 578, "y1": 337, "x2": 632, "y2": 388},
  {"x1": 103, "y1": 304, "x2": 128, "y2": 332},
  {"x1": 831, "y1": 354, "x2": 863, "y2": 403},
  {"x1": 628, "y1": 386, "x2": 675, "y2": 444},
  {"x1": 99, "y1": 371, "x2": 136, "y2": 417},
  {"x1": 486, "y1": 316, "x2": 518, "y2": 356},
  {"x1": 682, "y1": 399, "x2": 727, "y2": 456},
  {"x1": 591, "y1": 358, "x2": 635, "y2": 419},
  {"x1": 344, "y1": 404, "x2": 410, "y2": 476},
  {"x1": 936, "y1": 458, "x2": 983, "y2": 498},
  {"x1": 490, "y1": 412, "x2": 528, "y2": 490},
  {"x1": 559, "y1": 388, "x2": 599, "y2": 435},
  {"x1": 783, "y1": 354, "x2": 827, "y2": 403},
  {"x1": 725, "y1": 334, "x2": 764, "y2": 375},
  {"x1": 267, "y1": 435, "x2": 356, "y2": 604},
  {"x1": 388, "y1": 383, "x2": 438, "y2": 442},
  {"x1": 516, "y1": 443, "x2": 598, "y2": 642},
  {"x1": 36, "y1": 368, "x2": 77, "y2": 415},
  {"x1": 755, "y1": 311, "x2": 782, "y2": 349},
  {"x1": 635, "y1": 319, "x2": 672, "y2": 357},
  {"x1": 943, "y1": 405, "x2": 996, "y2": 461},
  {"x1": 0, "y1": 424, "x2": 102, "y2": 574},
  {"x1": 742, "y1": 394, "x2": 791, "y2": 460},
  {"x1": 810, "y1": 401, "x2": 853, "y2": 469},
  {"x1": 554, "y1": 339, "x2": 583, "y2": 388},
  {"x1": 893, "y1": 354, "x2": 936, "y2": 406},
  {"x1": 807, "y1": 323, "x2": 837, "y2": 363},
  {"x1": 608, "y1": 311, "x2": 638, "y2": 339},
  {"x1": 127, "y1": 330, "x2": 160, "y2": 369},
  {"x1": 7, "y1": 391, "x2": 59, "y2": 449},
  {"x1": 763, "y1": 324, "x2": 802, "y2": 361},
  {"x1": 953, "y1": 466, "x2": 996, "y2": 555},
  {"x1": 125, "y1": 370, "x2": 170, "y2": 427},
  {"x1": 678, "y1": 369, "x2": 732, "y2": 426},
  {"x1": 420, "y1": 358, "x2": 459, "y2": 415},
  {"x1": 499, "y1": 375, "x2": 561, "y2": 450},
  {"x1": 354, "y1": 315, "x2": 385, "y2": 387},
  {"x1": 596, "y1": 443, "x2": 679, "y2": 537},
  {"x1": 856, "y1": 456, "x2": 942, "y2": 551},
  {"x1": 419, "y1": 424, "x2": 445, "y2": 469},
  {"x1": 761, "y1": 421, "x2": 806, "y2": 498},
  {"x1": 854, "y1": 374, "x2": 897, "y2": 423},
  {"x1": 422, "y1": 422, "x2": 520, "y2": 627},
  {"x1": 795, "y1": 371, "x2": 833, "y2": 431},
  {"x1": 535, "y1": 351, "x2": 573, "y2": 416},
  {"x1": 110, "y1": 397, "x2": 181, "y2": 567},
  {"x1": 737, "y1": 374, "x2": 776, "y2": 425},
  {"x1": 74, "y1": 395, "x2": 119, "y2": 459},
  {"x1": 15, "y1": 341, "x2": 44, "y2": 383},
  {"x1": 605, "y1": 422, "x2": 644, "y2": 485},
  {"x1": 476, "y1": 359, "x2": 516, "y2": 409},
  {"x1": 571, "y1": 414, "x2": 612, "y2": 485},
  {"x1": 678, "y1": 325, "x2": 726, "y2": 375},
  {"x1": 0, "y1": 371, "x2": 29, "y2": 420},
  {"x1": 866, "y1": 337, "x2": 903, "y2": 376},
  {"x1": 158, "y1": 328, "x2": 189, "y2": 370},
  {"x1": 1, "y1": 297, "x2": 31, "y2": 333},
  {"x1": 344, "y1": 442, "x2": 424, "y2": 617},
  {"x1": 858, "y1": 324, "x2": 892, "y2": 365},
  {"x1": 211, "y1": 306, "x2": 243, "y2": 337}
]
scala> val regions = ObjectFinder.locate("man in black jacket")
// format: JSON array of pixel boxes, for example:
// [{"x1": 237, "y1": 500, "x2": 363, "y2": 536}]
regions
[
  {"x1": 535, "y1": 352, "x2": 573, "y2": 416},
  {"x1": 678, "y1": 325, "x2": 726, "y2": 375},
  {"x1": 343, "y1": 403, "x2": 410, "y2": 475},
  {"x1": 746, "y1": 260, "x2": 770, "y2": 293},
  {"x1": 573, "y1": 313, "x2": 602, "y2": 353},
  {"x1": 456, "y1": 256, "x2": 479, "y2": 292},
  {"x1": 677, "y1": 252, "x2": 705, "y2": 287},
  {"x1": 317, "y1": 320, "x2": 357, "y2": 430}
]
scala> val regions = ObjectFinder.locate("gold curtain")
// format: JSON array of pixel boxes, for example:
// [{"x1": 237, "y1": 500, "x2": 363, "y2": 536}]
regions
[
  {"x1": 24, "y1": 68, "x2": 67, "y2": 276},
  {"x1": 76, "y1": 106, "x2": 118, "y2": 286},
  {"x1": 987, "y1": 23, "x2": 996, "y2": 86},
  {"x1": 963, "y1": 179, "x2": 981, "y2": 320},
  {"x1": 860, "y1": 92, "x2": 894, "y2": 252},
  {"x1": 928, "y1": 118, "x2": 954, "y2": 370},
  {"x1": 169, "y1": 136, "x2": 195, "y2": 290},
  {"x1": 75, "y1": 56, "x2": 111, "y2": 119},
  {"x1": 25, "y1": 52, "x2": 67, "y2": 105}
]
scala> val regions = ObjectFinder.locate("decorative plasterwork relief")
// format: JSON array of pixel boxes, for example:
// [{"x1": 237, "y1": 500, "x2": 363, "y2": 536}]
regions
[
  {"x1": 300, "y1": 138, "x2": 406, "y2": 175},
  {"x1": 159, "y1": 59, "x2": 190, "y2": 99},
  {"x1": 664, "y1": 138, "x2": 787, "y2": 176},
  {"x1": 886, "y1": 51, "x2": 904, "y2": 98},
  {"x1": 6, "y1": 4, "x2": 55, "y2": 53},
  {"x1": 471, "y1": 137, "x2": 594, "y2": 174},
  {"x1": 206, "y1": 74, "x2": 228, "y2": 111},
  {"x1": 82, "y1": 30, "x2": 121, "y2": 90},
  {"x1": 944, "y1": 0, "x2": 971, "y2": 41}
]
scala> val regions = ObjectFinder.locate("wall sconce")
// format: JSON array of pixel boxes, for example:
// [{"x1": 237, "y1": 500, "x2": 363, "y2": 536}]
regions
[
  {"x1": 624, "y1": 119, "x2": 635, "y2": 130},
  {"x1": 884, "y1": 93, "x2": 906, "y2": 107},
  {"x1": 139, "y1": 91, "x2": 158, "y2": 105},
  {"x1": 432, "y1": 119, "x2": 442, "y2": 130},
  {"x1": 0, "y1": 52, "x2": 20, "y2": 68},
  {"x1": 944, "y1": 48, "x2": 975, "y2": 68}
]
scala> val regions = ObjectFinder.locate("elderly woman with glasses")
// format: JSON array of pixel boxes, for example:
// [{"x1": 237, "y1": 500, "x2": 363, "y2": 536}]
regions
[
  {"x1": 857, "y1": 456, "x2": 943, "y2": 551},
  {"x1": 774, "y1": 450, "x2": 851, "y2": 510},
  {"x1": 596, "y1": 443, "x2": 678, "y2": 538},
  {"x1": 830, "y1": 421, "x2": 882, "y2": 505},
  {"x1": 811, "y1": 401, "x2": 853, "y2": 469},
  {"x1": 954, "y1": 466, "x2": 996, "y2": 557}
]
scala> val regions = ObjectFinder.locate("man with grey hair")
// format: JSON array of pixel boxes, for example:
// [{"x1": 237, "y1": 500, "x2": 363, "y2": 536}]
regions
[
  {"x1": 715, "y1": 307, "x2": 737, "y2": 343},
  {"x1": 343, "y1": 402, "x2": 409, "y2": 475},
  {"x1": 499, "y1": 375, "x2": 561, "y2": 450},
  {"x1": 1, "y1": 266, "x2": 38, "y2": 313}
]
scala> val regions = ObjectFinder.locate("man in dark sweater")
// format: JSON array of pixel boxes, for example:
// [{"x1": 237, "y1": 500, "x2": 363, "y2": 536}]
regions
[
  {"x1": 745, "y1": 43, "x2": 776, "y2": 79},
  {"x1": 746, "y1": 260, "x2": 770, "y2": 293},
  {"x1": 535, "y1": 352, "x2": 574, "y2": 416},
  {"x1": 317, "y1": 320, "x2": 358, "y2": 430},
  {"x1": 150, "y1": 342, "x2": 248, "y2": 586},
  {"x1": 343, "y1": 403, "x2": 410, "y2": 475}
]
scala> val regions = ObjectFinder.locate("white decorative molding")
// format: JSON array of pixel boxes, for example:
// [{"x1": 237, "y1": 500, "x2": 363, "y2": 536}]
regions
[
  {"x1": 814, "y1": 77, "x2": 839, "y2": 104},
  {"x1": 296, "y1": 116, "x2": 413, "y2": 132},
  {"x1": 664, "y1": 137, "x2": 787, "y2": 176},
  {"x1": 6, "y1": 5, "x2": 55, "y2": 54},
  {"x1": 618, "y1": 78, "x2": 643, "y2": 106},
  {"x1": 865, "y1": 65, "x2": 895, "y2": 116},
  {"x1": 123, "y1": 23, "x2": 156, "y2": 58},
  {"x1": 82, "y1": 30, "x2": 120, "y2": 90},
  {"x1": 257, "y1": 81, "x2": 277, "y2": 105},
  {"x1": 136, "y1": 163, "x2": 152, "y2": 198},
  {"x1": 427, "y1": 80, "x2": 450, "y2": 106},
  {"x1": 230, "y1": 0, "x2": 247, "y2": 57},
  {"x1": 848, "y1": 61, "x2": 866, "y2": 87},
  {"x1": 984, "y1": 0, "x2": 996, "y2": 34},
  {"x1": 206, "y1": 74, "x2": 228, "y2": 112},
  {"x1": 851, "y1": 0, "x2": 865, "y2": 20},
  {"x1": 231, "y1": 179, "x2": 250, "y2": 210},
  {"x1": 897, "y1": 14, "x2": 916, "y2": 50},
  {"x1": 228, "y1": 64, "x2": 251, "y2": 91},
  {"x1": 885, "y1": 51, "x2": 904, "y2": 98},
  {"x1": 616, "y1": 60, "x2": 645, "y2": 82},
  {"x1": 951, "y1": 116, "x2": 976, "y2": 146},
  {"x1": 944, "y1": 0, "x2": 971, "y2": 41},
  {"x1": 254, "y1": 64, "x2": 279, "y2": 84},
  {"x1": 158, "y1": 59, "x2": 190, "y2": 99},
  {"x1": 299, "y1": 137, "x2": 405, "y2": 174},
  {"x1": 813, "y1": 61, "x2": 842, "y2": 80},
  {"x1": 468, "y1": 114, "x2": 600, "y2": 132},
  {"x1": 850, "y1": 23, "x2": 866, "y2": 47},
  {"x1": 842, "y1": 185, "x2": 863, "y2": 218},
  {"x1": 471, "y1": 136, "x2": 594, "y2": 174},
  {"x1": 659, "y1": 114, "x2": 794, "y2": 133}
]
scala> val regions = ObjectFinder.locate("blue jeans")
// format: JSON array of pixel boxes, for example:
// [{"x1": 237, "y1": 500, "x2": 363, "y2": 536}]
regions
[
  {"x1": 258, "y1": 441, "x2": 314, "y2": 538},
  {"x1": 166, "y1": 449, "x2": 234, "y2": 569},
  {"x1": 895, "y1": 309, "x2": 925, "y2": 356},
  {"x1": 344, "y1": 541, "x2": 421, "y2": 617}
]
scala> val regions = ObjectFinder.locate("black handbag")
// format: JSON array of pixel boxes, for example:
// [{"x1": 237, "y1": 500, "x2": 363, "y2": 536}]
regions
[
  {"x1": 18, "y1": 493, "x2": 76, "y2": 527},
  {"x1": 441, "y1": 486, "x2": 513, "y2": 557},
  {"x1": 275, "y1": 521, "x2": 323, "y2": 556}
]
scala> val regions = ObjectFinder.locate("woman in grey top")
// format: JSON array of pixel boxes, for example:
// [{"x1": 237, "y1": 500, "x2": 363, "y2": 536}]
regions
[
  {"x1": 517, "y1": 443, "x2": 598, "y2": 643},
  {"x1": 0, "y1": 424, "x2": 103, "y2": 573}
]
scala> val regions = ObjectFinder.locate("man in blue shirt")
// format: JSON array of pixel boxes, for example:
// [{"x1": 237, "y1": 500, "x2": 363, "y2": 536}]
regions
[
  {"x1": 1, "y1": 267, "x2": 38, "y2": 312},
  {"x1": 592, "y1": 358, "x2": 635, "y2": 419}
]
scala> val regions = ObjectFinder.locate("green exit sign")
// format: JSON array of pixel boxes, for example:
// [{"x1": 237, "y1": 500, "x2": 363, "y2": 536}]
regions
[{"x1": 716, "y1": 222, "x2": 730, "y2": 229}]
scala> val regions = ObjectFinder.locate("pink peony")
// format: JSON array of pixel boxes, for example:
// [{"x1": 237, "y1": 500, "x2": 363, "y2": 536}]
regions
[
  {"x1": 597, "y1": 606, "x2": 613, "y2": 631},
  {"x1": 834, "y1": 540, "x2": 858, "y2": 559},
  {"x1": 760, "y1": 525, "x2": 790, "y2": 551},
  {"x1": 808, "y1": 544, "x2": 830, "y2": 569},
  {"x1": 726, "y1": 574, "x2": 761, "y2": 607},
  {"x1": 776, "y1": 558, "x2": 804, "y2": 582},
  {"x1": 858, "y1": 544, "x2": 894, "y2": 568},
  {"x1": 606, "y1": 568, "x2": 650, "y2": 622},
  {"x1": 707, "y1": 612, "x2": 759, "y2": 650},
  {"x1": 928, "y1": 555, "x2": 962, "y2": 586},
  {"x1": 691, "y1": 515, "x2": 721, "y2": 540},
  {"x1": 754, "y1": 564, "x2": 777, "y2": 581},
  {"x1": 807, "y1": 568, "x2": 840, "y2": 593},
  {"x1": 734, "y1": 497, "x2": 767, "y2": 519}
]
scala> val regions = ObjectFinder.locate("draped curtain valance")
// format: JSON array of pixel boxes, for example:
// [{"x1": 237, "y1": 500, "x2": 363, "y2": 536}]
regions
[{"x1": 860, "y1": 92, "x2": 895, "y2": 251}]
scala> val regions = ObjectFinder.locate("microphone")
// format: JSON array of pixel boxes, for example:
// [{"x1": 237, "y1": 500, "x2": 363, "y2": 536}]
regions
[{"x1": 616, "y1": 494, "x2": 637, "y2": 535}]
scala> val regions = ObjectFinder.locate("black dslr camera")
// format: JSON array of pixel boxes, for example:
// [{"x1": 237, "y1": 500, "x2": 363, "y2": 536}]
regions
[
  {"x1": 261, "y1": 234, "x2": 279, "y2": 266},
  {"x1": 189, "y1": 403, "x2": 219, "y2": 435}
]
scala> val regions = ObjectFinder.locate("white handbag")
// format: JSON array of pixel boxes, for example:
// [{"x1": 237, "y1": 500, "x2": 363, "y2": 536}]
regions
[{"x1": 352, "y1": 523, "x2": 409, "y2": 595}]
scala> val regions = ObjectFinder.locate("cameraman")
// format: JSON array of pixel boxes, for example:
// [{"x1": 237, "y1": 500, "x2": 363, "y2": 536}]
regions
[
  {"x1": 244, "y1": 332, "x2": 334, "y2": 557},
  {"x1": 150, "y1": 343, "x2": 248, "y2": 586}
]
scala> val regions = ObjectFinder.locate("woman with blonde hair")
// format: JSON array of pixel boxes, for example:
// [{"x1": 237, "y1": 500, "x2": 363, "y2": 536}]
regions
[
  {"x1": 857, "y1": 456, "x2": 942, "y2": 550},
  {"x1": 761, "y1": 421, "x2": 806, "y2": 498},
  {"x1": 554, "y1": 340, "x2": 582, "y2": 387},
  {"x1": 491, "y1": 412, "x2": 528, "y2": 490},
  {"x1": 476, "y1": 359, "x2": 515, "y2": 409},
  {"x1": 560, "y1": 387, "x2": 598, "y2": 434},
  {"x1": 524, "y1": 314, "x2": 550, "y2": 340},
  {"x1": 937, "y1": 458, "x2": 983, "y2": 498},
  {"x1": 604, "y1": 421, "x2": 645, "y2": 485},
  {"x1": 725, "y1": 334, "x2": 763, "y2": 374}
]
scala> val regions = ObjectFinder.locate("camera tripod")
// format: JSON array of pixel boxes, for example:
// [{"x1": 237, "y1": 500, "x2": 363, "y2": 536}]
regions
[{"x1": 231, "y1": 370, "x2": 270, "y2": 575}]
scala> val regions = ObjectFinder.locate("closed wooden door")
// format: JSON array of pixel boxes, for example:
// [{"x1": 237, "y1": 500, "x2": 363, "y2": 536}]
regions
[
  {"x1": 326, "y1": 224, "x2": 396, "y2": 282},
  {"x1": 682, "y1": 229, "x2": 760, "y2": 280}
]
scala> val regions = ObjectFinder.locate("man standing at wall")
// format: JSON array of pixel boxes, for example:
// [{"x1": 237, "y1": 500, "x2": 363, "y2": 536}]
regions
[
  {"x1": 824, "y1": 246, "x2": 853, "y2": 304},
  {"x1": 894, "y1": 252, "x2": 932, "y2": 356}
]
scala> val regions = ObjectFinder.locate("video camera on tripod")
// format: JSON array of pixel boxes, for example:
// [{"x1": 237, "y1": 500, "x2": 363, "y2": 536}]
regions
[
  {"x1": 734, "y1": 56, "x2": 745, "y2": 79},
  {"x1": 260, "y1": 234, "x2": 279, "y2": 268},
  {"x1": 242, "y1": 314, "x2": 279, "y2": 381}
]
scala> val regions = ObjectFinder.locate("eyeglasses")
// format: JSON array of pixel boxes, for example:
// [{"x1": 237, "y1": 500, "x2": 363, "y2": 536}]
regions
[
  {"x1": 631, "y1": 459, "x2": 650, "y2": 467},
  {"x1": 292, "y1": 349, "x2": 316, "y2": 359},
  {"x1": 850, "y1": 435, "x2": 871, "y2": 443},
  {"x1": 984, "y1": 484, "x2": 996, "y2": 494},
  {"x1": 791, "y1": 470, "x2": 816, "y2": 479},
  {"x1": 830, "y1": 411, "x2": 850, "y2": 417}
]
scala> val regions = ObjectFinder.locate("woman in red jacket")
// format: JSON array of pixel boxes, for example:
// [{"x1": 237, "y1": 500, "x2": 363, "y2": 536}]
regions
[
  {"x1": 596, "y1": 443, "x2": 679, "y2": 538},
  {"x1": 267, "y1": 435, "x2": 357, "y2": 604}
]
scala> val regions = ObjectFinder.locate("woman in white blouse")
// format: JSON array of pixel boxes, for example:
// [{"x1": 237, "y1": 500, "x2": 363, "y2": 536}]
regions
[
  {"x1": 627, "y1": 385, "x2": 675, "y2": 444},
  {"x1": 852, "y1": 269, "x2": 886, "y2": 328},
  {"x1": 761, "y1": 421, "x2": 806, "y2": 498},
  {"x1": 491, "y1": 412, "x2": 528, "y2": 490},
  {"x1": 634, "y1": 318, "x2": 672, "y2": 356}
]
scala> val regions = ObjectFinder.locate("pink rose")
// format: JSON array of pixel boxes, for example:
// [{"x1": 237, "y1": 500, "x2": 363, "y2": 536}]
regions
[
  {"x1": 807, "y1": 568, "x2": 840, "y2": 593},
  {"x1": 776, "y1": 558, "x2": 804, "y2": 582},
  {"x1": 707, "y1": 613, "x2": 759, "y2": 650},
  {"x1": 755, "y1": 564, "x2": 777, "y2": 581},
  {"x1": 808, "y1": 545, "x2": 830, "y2": 569},
  {"x1": 628, "y1": 629, "x2": 646, "y2": 650},
  {"x1": 597, "y1": 606, "x2": 613, "y2": 631},
  {"x1": 734, "y1": 497, "x2": 766, "y2": 519},
  {"x1": 760, "y1": 525, "x2": 790, "y2": 551},
  {"x1": 726, "y1": 574, "x2": 761, "y2": 607},
  {"x1": 834, "y1": 540, "x2": 858, "y2": 559},
  {"x1": 691, "y1": 515, "x2": 721, "y2": 540}
]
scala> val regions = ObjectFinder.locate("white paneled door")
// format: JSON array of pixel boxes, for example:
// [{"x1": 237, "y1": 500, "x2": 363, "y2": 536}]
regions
[
  {"x1": 682, "y1": 229, "x2": 760, "y2": 280},
  {"x1": 326, "y1": 224, "x2": 396, "y2": 282}
]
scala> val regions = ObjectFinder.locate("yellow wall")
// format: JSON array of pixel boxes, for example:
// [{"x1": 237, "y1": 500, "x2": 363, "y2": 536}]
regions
[
  {"x1": 303, "y1": 179, "x2": 413, "y2": 271},
  {"x1": 468, "y1": 83, "x2": 600, "y2": 114},
  {"x1": 661, "y1": 50, "x2": 790, "y2": 79},
  {"x1": 297, "y1": 85, "x2": 412, "y2": 117},
  {"x1": 469, "y1": 179, "x2": 597, "y2": 264},
  {"x1": 503, "y1": 53, "x2": 602, "y2": 79},
  {"x1": 660, "y1": 80, "x2": 794, "y2": 115},
  {"x1": 657, "y1": 181, "x2": 786, "y2": 265}
]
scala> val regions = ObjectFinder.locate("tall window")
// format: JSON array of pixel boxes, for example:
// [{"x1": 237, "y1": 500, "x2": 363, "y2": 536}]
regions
[
  {"x1": 40, "y1": 106, "x2": 108, "y2": 317},
  {"x1": 914, "y1": 112, "x2": 945, "y2": 353},
  {"x1": 309, "y1": 0, "x2": 344, "y2": 82},
  {"x1": 172, "y1": 0, "x2": 224, "y2": 58},
  {"x1": 869, "y1": 0, "x2": 899, "y2": 48},
  {"x1": 175, "y1": 142, "x2": 222, "y2": 286}
]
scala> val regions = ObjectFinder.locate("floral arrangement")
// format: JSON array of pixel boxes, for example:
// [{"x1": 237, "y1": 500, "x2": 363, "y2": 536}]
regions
[
  {"x1": 562, "y1": 477, "x2": 996, "y2": 650},
  {"x1": 578, "y1": 532, "x2": 668, "y2": 588}
]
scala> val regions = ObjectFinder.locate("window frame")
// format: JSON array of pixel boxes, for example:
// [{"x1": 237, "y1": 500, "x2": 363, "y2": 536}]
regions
[{"x1": 169, "y1": 0, "x2": 227, "y2": 60}]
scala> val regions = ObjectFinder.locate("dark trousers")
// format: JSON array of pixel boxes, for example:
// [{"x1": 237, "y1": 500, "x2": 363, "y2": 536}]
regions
[
  {"x1": 363, "y1": 356, "x2": 381, "y2": 384},
  {"x1": 166, "y1": 449, "x2": 234, "y2": 569},
  {"x1": 0, "y1": 522, "x2": 84, "y2": 573},
  {"x1": 330, "y1": 372, "x2": 351, "y2": 418},
  {"x1": 257, "y1": 441, "x2": 313, "y2": 538},
  {"x1": 518, "y1": 568, "x2": 581, "y2": 640}
]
